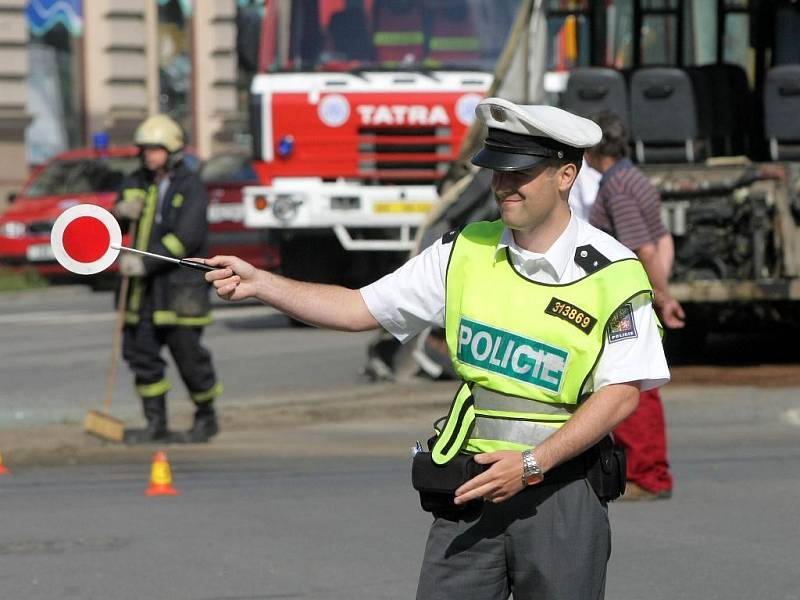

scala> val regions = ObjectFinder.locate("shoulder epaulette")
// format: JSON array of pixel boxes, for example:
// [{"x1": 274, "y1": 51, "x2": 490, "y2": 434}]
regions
[
  {"x1": 441, "y1": 226, "x2": 464, "y2": 245},
  {"x1": 574, "y1": 244, "x2": 611, "y2": 273}
]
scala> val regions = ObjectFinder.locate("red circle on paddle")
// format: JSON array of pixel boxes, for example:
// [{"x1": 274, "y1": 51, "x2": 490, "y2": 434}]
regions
[{"x1": 61, "y1": 216, "x2": 110, "y2": 263}]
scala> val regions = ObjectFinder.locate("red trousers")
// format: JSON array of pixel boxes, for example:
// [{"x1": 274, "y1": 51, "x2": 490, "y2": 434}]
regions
[{"x1": 613, "y1": 387, "x2": 673, "y2": 493}]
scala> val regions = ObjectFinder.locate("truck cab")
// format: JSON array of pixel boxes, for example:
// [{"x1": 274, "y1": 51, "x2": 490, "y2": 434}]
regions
[{"x1": 243, "y1": 0, "x2": 522, "y2": 286}]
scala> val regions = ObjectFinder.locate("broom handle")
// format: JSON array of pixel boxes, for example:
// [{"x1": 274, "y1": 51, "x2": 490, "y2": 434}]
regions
[{"x1": 102, "y1": 221, "x2": 136, "y2": 414}]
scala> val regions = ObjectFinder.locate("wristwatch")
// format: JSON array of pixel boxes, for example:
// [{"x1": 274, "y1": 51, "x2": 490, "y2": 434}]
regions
[{"x1": 521, "y1": 449, "x2": 542, "y2": 486}]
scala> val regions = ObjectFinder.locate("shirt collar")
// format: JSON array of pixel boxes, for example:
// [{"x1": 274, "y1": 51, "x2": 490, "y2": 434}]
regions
[
  {"x1": 599, "y1": 157, "x2": 632, "y2": 187},
  {"x1": 496, "y1": 214, "x2": 579, "y2": 282}
]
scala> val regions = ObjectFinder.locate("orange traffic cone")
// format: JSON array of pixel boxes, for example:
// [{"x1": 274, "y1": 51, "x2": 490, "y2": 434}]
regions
[
  {"x1": 145, "y1": 450, "x2": 179, "y2": 496},
  {"x1": 0, "y1": 450, "x2": 9, "y2": 475}
]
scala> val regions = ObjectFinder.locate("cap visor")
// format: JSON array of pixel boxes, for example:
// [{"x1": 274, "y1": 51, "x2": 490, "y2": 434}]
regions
[{"x1": 471, "y1": 148, "x2": 547, "y2": 171}]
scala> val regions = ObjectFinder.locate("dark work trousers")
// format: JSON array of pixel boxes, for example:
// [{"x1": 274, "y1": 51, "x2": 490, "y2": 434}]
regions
[
  {"x1": 416, "y1": 478, "x2": 610, "y2": 600},
  {"x1": 122, "y1": 312, "x2": 217, "y2": 400}
]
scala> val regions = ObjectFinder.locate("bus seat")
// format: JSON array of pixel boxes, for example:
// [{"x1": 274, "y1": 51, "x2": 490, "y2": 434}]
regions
[
  {"x1": 764, "y1": 64, "x2": 800, "y2": 160},
  {"x1": 562, "y1": 68, "x2": 630, "y2": 129},
  {"x1": 630, "y1": 67, "x2": 708, "y2": 163},
  {"x1": 721, "y1": 64, "x2": 753, "y2": 155},
  {"x1": 696, "y1": 65, "x2": 735, "y2": 156}
]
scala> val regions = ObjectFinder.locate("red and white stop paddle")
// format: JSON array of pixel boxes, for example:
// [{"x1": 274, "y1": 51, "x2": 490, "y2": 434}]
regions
[{"x1": 50, "y1": 204, "x2": 214, "y2": 275}]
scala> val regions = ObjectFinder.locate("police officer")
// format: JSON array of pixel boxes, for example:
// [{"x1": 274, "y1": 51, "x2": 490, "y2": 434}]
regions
[
  {"x1": 203, "y1": 98, "x2": 669, "y2": 599},
  {"x1": 113, "y1": 114, "x2": 222, "y2": 445}
]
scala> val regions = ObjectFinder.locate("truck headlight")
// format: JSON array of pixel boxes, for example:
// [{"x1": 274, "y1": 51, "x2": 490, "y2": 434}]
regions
[
  {"x1": 273, "y1": 193, "x2": 304, "y2": 222},
  {"x1": 0, "y1": 221, "x2": 25, "y2": 238}
]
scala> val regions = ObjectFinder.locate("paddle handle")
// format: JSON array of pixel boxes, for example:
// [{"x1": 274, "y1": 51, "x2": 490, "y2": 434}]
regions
[
  {"x1": 178, "y1": 259, "x2": 216, "y2": 272},
  {"x1": 112, "y1": 243, "x2": 216, "y2": 272}
]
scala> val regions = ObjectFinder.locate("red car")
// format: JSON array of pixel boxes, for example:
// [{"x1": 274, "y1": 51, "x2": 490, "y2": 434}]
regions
[{"x1": 0, "y1": 147, "x2": 279, "y2": 286}]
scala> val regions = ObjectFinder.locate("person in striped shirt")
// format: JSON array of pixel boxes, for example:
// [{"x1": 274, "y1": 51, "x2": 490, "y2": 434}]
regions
[{"x1": 586, "y1": 111, "x2": 683, "y2": 501}]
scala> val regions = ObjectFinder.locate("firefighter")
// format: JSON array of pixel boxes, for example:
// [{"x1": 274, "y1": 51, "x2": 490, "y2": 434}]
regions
[
  {"x1": 372, "y1": 0, "x2": 425, "y2": 65},
  {"x1": 112, "y1": 114, "x2": 222, "y2": 445},
  {"x1": 202, "y1": 98, "x2": 670, "y2": 598},
  {"x1": 427, "y1": 0, "x2": 480, "y2": 65}
]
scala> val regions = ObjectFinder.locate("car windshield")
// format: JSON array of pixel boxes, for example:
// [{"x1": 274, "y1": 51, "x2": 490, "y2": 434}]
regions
[
  {"x1": 24, "y1": 156, "x2": 142, "y2": 198},
  {"x1": 271, "y1": 0, "x2": 522, "y2": 72},
  {"x1": 200, "y1": 154, "x2": 257, "y2": 183}
]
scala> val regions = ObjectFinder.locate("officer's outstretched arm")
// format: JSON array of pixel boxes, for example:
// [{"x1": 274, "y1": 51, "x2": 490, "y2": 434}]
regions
[{"x1": 204, "y1": 255, "x2": 381, "y2": 332}]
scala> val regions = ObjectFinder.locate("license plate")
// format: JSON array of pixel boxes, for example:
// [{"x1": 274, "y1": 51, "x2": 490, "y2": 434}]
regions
[
  {"x1": 373, "y1": 202, "x2": 433, "y2": 213},
  {"x1": 26, "y1": 243, "x2": 55, "y2": 262},
  {"x1": 208, "y1": 203, "x2": 244, "y2": 223}
]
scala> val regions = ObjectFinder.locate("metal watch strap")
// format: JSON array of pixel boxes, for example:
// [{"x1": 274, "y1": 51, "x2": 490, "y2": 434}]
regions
[{"x1": 521, "y1": 449, "x2": 541, "y2": 486}]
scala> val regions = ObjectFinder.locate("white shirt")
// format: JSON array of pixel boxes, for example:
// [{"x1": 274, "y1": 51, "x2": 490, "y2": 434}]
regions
[
  {"x1": 568, "y1": 161, "x2": 601, "y2": 222},
  {"x1": 360, "y1": 215, "x2": 669, "y2": 392}
]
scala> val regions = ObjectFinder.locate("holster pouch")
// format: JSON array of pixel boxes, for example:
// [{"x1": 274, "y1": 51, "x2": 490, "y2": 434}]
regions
[
  {"x1": 586, "y1": 437, "x2": 627, "y2": 502},
  {"x1": 411, "y1": 452, "x2": 487, "y2": 513}
]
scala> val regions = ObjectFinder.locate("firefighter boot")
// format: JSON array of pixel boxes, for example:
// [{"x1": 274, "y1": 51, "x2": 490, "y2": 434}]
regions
[
  {"x1": 182, "y1": 402, "x2": 219, "y2": 443},
  {"x1": 123, "y1": 396, "x2": 169, "y2": 444}
]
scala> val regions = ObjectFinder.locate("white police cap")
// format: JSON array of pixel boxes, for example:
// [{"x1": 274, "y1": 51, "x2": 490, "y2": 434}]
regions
[{"x1": 472, "y1": 97, "x2": 602, "y2": 171}]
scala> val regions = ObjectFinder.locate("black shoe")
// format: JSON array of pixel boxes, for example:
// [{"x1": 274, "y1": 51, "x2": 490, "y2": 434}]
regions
[
  {"x1": 123, "y1": 425, "x2": 170, "y2": 445},
  {"x1": 124, "y1": 395, "x2": 169, "y2": 445},
  {"x1": 180, "y1": 406, "x2": 219, "y2": 444}
]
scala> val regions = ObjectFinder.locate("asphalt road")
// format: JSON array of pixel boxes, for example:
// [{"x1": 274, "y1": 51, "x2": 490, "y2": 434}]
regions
[
  {"x1": 0, "y1": 286, "x2": 374, "y2": 428},
  {"x1": 3, "y1": 392, "x2": 800, "y2": 600},
  {"x1": 2, "y1": 285, "x2": 800, "y2": 599}
]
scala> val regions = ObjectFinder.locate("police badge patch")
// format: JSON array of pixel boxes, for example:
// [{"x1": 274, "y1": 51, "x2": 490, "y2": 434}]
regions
[{"x1": 607, "y1": 303, "x2": 637, "y2": 343}]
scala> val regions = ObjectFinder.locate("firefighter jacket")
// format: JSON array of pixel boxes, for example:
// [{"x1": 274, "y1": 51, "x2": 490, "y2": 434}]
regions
[
  {"x1": 431, "y1": 220, "x2": 654, "y2": 464},
  {"x1": 114, "y1": 160, "x2": 212, "y2": 327}
]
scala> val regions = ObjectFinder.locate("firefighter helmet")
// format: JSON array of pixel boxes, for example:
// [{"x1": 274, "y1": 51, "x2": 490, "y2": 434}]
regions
[{"x1": 134, "y1": 115, "x2": 184, "y2": 153}]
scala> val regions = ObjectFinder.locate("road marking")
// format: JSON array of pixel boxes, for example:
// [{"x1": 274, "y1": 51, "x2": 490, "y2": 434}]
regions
[{"x1": 0, "y1": 305, "x2": 279, "y2": 326}]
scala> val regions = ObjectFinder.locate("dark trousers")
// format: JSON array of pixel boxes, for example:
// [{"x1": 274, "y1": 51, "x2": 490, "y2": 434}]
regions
[
  {"x1": 416, "y1": 479, "x2": 610, "y2": 600},
  {"x1": 122, "y1": 314, "x2": 217, "y2": 400}
]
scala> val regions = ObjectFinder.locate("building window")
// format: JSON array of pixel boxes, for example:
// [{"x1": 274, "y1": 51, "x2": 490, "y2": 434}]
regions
[
  {"x1": 158, "y1": 0, "x2": 193, "y2": 141},
  {"x1": 25, "y1": 0, "x2": 84, "y2": 164}
]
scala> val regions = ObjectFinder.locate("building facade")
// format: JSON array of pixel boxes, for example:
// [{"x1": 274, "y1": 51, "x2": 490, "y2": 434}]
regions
[{"x1": 0, "y1": 0, "x2": 257, "y2": 205}]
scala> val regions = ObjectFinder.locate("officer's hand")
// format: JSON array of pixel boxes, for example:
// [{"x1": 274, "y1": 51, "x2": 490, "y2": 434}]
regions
[
  {"x1": 656, "y1": 295, "x2": 685, "y2": 329},
  {"x1": 454, "y1": 450, "x2": 530, "y2": 505},
  {"x1": 112, "y1": 199, "x2": 144, "y2": 221},
  {"x1": 204, "y1": 255, "x2": 259, "y2": 301},
  {"x1": 119, "y1": 254, "x2": 145, "y2": 277}
]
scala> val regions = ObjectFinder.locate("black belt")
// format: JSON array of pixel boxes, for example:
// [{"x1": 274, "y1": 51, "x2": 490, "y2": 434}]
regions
[{"x1": 541, "y1": 448, "x2": 594, "y2": 486}]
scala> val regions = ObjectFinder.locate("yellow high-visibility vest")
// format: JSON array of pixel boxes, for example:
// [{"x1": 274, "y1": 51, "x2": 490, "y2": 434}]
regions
[{"x1": 432, "y1": 220, "x2": 654, "y2": 463}]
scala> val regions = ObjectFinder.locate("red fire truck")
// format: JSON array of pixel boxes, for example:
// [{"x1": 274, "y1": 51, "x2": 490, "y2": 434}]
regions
[
  {"x1": 0, "y1": 147, "x2": 280, "y2": 287},
  {"x1": 242, "y1": 0, "x2": 521, "y2": 285}
]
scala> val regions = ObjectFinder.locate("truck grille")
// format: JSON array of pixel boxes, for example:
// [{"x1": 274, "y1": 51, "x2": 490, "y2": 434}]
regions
[{"x1": 357, "y1": 127, "x2": 454, "y2": 185}]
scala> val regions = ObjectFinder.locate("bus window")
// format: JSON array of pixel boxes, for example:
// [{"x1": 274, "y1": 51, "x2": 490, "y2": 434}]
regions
[
  {"x1": 546, "y1": 0, "x2": 592, "y2": 71},
  {"x1": 640, "y1": 12, "x2": 678, "y2": 65},
  {"x1": 723, "y1": 12, "x2": 750, "y2": 74},
  {"x1": 688, "y1": 1, "x2": 717, "y2": 66},
  {"x1": 608, "y1": 0, "x2": 634, "y2": 68}
]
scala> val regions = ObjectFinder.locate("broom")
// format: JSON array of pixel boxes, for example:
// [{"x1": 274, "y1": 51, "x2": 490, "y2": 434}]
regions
[{"x1": 84, "y1": 222, "x2": 137, "y2": 442}]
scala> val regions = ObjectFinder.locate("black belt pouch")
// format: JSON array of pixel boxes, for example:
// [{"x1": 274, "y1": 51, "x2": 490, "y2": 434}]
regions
[
  {"x1": 411, "y1": 452, "x2": 486, "y2": 513},
  {"x1": 587, "y1": 438, "x2": 627, "y2": 502}
]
